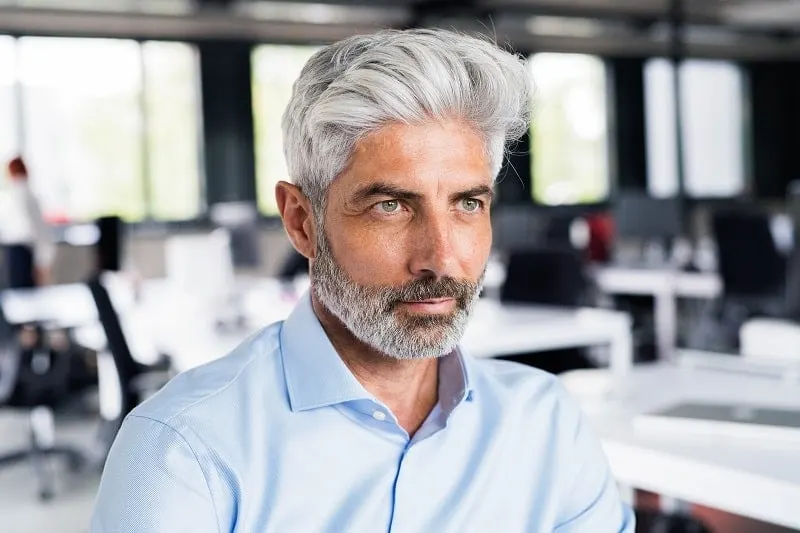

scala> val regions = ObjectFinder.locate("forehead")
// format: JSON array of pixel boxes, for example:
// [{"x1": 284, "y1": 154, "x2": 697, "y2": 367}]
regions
[{"x1": 337, "y1": 120, "x2": 493, "y2": 193}]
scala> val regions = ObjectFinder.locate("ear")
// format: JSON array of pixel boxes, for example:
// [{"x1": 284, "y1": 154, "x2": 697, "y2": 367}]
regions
[{"x1": 276, "y1": 181, "x2": 318, "y2": 260}]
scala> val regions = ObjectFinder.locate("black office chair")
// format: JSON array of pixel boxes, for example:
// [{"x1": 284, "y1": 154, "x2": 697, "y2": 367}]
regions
[
  {"x1": 703, "y1": 209, "x2": 788, "y2": 350},
  {"x1": 95, "y1": 216, "x2": 124, "y2": 274},
  {"x1": 85, "y1": 277, "x2": 172, "y2": 460},
  {"x1": 0, "y1": 299, "x2": 86, "y2": 500},
  {"x1": 498, "y1": 248, "x2": 596, "y2": 375},
  {"x1": 713, "y1": 209, "x2": 787, "y2": 303}
]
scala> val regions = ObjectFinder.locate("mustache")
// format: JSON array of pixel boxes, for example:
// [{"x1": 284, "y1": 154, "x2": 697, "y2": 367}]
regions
[{"x1": 383, "y1": 276, "x2": 481, "y2": 310}]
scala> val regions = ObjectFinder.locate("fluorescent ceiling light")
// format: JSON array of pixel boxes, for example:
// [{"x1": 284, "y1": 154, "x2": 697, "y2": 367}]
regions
[
  {"x1": 722, "y1": 0, "x2": 800, "y2": 27},
  {"x1": 525, "y1": 16, "x2": 605, "y2": 38},
  {"x1": 234, "y1": 1, "x2": 406, "y2": 26}
]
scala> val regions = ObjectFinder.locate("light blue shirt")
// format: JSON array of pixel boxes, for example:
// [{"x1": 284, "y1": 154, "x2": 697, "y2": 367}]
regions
[{"x1": 91, "y1": 293, "x2": 634, "y2": 532}]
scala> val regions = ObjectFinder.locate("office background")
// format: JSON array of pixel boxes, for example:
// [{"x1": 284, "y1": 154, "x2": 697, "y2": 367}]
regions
[{"x1": 2, "y1": 1, "x2": 800, "y2": 532}]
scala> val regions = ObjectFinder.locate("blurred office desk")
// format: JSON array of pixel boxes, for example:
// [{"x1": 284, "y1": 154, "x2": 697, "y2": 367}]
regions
[
  {"x1": 139, "y1": 278, "x2": 633, "y2": 376},
  {"x1": 592, "y1": 266, "x2": 722, "y2": 360},
  {"x1": 0, "y1": 276, "x2": 135, "y2": 328},
  {"x1": 1, "y1": 284, "x2": 97, "y2": 327},
  {"x1": 563, "y1": 356, "x2": 800, "y2": 530},
  {"x1": 1, "y1": 277, "x2": 634, "y2": 379}
]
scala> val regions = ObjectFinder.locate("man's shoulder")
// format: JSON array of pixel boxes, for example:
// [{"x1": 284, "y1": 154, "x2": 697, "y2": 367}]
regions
[
  {"x1": 468, "y1": 357, "x2": 579, "y2": 421},
  {"x1": 470, "y1": 357, "x2": 561, "y2": 396},
  {"x1": 130, "y1": 321, "x2": 285, "y2": 426}
]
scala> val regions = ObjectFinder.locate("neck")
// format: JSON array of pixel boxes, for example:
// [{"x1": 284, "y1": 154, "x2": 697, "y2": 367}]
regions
[{"x1": 311, "y1": 293, "x2": 439, "y2": 436}]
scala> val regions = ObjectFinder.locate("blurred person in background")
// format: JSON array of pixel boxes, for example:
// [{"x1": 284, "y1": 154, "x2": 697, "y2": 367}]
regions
[{"x1": 0, "y1": 156, "x2": 55, "y2": 288}]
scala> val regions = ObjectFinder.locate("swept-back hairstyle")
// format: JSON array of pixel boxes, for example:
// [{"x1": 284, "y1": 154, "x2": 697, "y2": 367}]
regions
[{"x1": 281, "y1": 28, "x2": 531, "y2": 211}]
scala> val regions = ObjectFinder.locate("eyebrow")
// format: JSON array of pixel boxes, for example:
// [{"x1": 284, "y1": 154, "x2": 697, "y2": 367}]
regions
[
  {"x1": 351, "y1": 182, "x2": 423, "y2": 203},
  {"x1": 351, "y1": 182, "x2": 495, "y2": 204},
  {"x1": 450, "y1": 185, "x2": 494, "y2": 203}
]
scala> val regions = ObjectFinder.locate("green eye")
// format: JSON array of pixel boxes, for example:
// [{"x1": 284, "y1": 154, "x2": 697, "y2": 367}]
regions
[
  {"x1": 462, "y1": 198, "x2": 481, "y2": 212},
  {"x1": 380, "y1": 200, "x2": 400, "y2": 212}
]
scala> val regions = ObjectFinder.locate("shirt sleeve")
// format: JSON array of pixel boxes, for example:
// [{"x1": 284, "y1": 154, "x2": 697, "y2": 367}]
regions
[
  {"x1": 90, "y1": 415, "x2": 221, "y2": 533},
  {"x1": 554, "y1": 386, "x2": 636, "y2": 533}
]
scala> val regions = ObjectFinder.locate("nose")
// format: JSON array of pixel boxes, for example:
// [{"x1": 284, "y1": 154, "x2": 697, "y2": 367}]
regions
[{"x1": 408, "y1": 213, "x2": 457, "y2": 279}]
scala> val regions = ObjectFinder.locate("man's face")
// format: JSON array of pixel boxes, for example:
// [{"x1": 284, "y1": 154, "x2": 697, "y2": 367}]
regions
[{"x1": 311, "y1": 120, "x2": 494, "y2": 359}]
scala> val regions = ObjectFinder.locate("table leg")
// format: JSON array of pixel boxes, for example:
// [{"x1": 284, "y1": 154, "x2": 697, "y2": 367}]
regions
[
  {"x1": 654, "y1": 289, "x2": 677, "y2": 361},
  {"x1": 610, "y1": 314, "x2": 634, "y2": 391}
]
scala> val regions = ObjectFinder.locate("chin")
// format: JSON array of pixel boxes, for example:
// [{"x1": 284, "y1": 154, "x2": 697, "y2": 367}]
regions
[{"x1": 373, "y1": 323, "x2": 464, "y2": 361}]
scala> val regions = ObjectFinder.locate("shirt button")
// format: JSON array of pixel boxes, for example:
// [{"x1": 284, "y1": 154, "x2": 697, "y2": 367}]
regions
[{"x1": 372, "y1": 410, "x2": 386, "y2": 421}]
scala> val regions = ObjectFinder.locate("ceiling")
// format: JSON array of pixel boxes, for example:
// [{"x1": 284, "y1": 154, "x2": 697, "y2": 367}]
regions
[{"x1": 2, "y1": 0, "x2": 800, "y2": 59}]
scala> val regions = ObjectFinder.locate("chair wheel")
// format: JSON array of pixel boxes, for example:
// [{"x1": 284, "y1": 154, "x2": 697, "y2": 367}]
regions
[{"x1": 38, "y1": 489, "x2": 54, "y2": 502}]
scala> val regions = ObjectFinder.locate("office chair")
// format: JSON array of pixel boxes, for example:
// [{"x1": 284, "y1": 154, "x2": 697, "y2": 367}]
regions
[
  {"x1": 713, "y1": 209, "x2": 787, "y2": 302},
  {"x1": 95, "y1": 216, "x2": 123, "y2": 274},
  {"x1": 499, "y1": 248, "x2": 596, "y2": 374},
  {"x1": 703, "y1": 209, "x2": 789, "y2": 350},
  {"x1": 0, "y1": 298, "x2": 86, "y2": 500},
  {"x1": 85, "y1": 277, "x2": 172, "y2": 460}
]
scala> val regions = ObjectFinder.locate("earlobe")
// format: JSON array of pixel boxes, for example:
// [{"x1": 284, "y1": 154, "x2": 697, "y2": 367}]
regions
[{"x1": 275, "y1": 181, "x2": 316, "y2": 260}]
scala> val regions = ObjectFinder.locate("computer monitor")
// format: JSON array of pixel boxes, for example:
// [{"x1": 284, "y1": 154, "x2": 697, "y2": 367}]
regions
[{"x1": 613, "y1": 192, "x2": 685, "y2": 241}]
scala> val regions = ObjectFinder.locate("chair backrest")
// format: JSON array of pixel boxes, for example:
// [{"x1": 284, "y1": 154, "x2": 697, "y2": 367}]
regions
[
  {"x1": 711, "y1": 209, "x2": 787, "y2": 298},
  {"x1": 86, "y1": 278, "x2": 139, "y2": 417},
  {"x1": 500, "y1": 248, "x2": 589, "y2": 307},
  {"x1": 95, "y1": 216, "x2": 124, "y2": 273}
]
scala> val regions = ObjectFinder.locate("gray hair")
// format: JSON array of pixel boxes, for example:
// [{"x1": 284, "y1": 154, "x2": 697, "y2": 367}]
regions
[{"x1": 281, "y1": 28, "x2": 531, "y2": 210}]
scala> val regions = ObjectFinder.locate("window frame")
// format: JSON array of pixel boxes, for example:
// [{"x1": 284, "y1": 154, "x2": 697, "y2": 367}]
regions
[
  {"x1": 643, "y1": 56, "x2": 751, "y2": 201},
  {"x1": 3, "y1": 33, "x2": 207, "y2": 230}
]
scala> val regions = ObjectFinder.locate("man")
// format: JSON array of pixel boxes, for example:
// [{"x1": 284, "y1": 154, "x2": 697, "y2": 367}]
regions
[
  {"x1": 91, "y1": 29, "x2": 634, "y2": 532},
  {"x1": 0, "y1": 156, "x2": 54, "y2": 288}
]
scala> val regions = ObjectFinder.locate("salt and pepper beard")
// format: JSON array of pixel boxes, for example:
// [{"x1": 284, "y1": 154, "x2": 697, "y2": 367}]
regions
[{"x1": 311, "y1": 228, "x2": 484, "y2": 360}]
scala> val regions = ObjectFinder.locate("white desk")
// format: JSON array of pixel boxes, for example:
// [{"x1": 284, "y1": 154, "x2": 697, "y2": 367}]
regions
[
  {"x1": 592, "y1": 266, "x2": 722, "y2": 360},
  {"x1": 148, "y1": 280, "x2": 633, "y2": 377},
  {"x1": 0, "y1": 276, "x2": 136, "y2": 328},
  {"x1": 1, "y1": 277, "x2": 634, "y2": 379},
  {"x1": 562, "y1": 358, "x2": 800, "y2": 529}
]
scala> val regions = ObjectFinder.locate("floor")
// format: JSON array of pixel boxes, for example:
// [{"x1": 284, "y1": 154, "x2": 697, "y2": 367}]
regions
[{"x1": 0, "y1": 411, "x2": 100, "y2": 533}]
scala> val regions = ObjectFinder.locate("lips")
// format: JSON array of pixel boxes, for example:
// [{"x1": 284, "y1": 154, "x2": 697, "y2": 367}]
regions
[{"x1": 397, "y1": 298, "x2": 458, "y2": 314}]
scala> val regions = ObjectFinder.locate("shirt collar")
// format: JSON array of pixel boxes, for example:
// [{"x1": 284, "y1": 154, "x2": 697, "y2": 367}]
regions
[{"x1": 280, "y1": 291, "x2": 475, "y2": 414}]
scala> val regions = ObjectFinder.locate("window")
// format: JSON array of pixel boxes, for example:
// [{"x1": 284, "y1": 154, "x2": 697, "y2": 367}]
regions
[
  {"x1": 645, "y1": 58, "x2": 746, "y2": 198},
  {"x1": 19, "y1": 37, "x2": 144, "y2": 222},
  {"x1": 252, "y1": 45, "x2": 320, "y2": 215},
  {"x1": 0, "y1": 36, "x2": 18, "y2": 167},
  {"x1": 529, "y1": 53, "x2": 609, "y2": 205},
  {"x1": 143, "y1": 41, "x2": 203, "y2": 221},
  {"x1": 11, "y1": 36, "x2": 202, "y2": 223}
]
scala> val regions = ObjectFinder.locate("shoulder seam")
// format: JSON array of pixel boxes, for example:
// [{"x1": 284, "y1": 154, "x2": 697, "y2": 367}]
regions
[
  {"x1": 128, "y1": 414, "x2": 223, "y2": 533},
  {"x1": 162, "y1": 332, "x2": 271, "y2": 423}
]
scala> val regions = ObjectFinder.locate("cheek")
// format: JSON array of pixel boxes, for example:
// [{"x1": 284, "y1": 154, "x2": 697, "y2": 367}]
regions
[
  {"x1": 332, "y1": 226, "x2": 407, "y2": 283},
  {"x1": 455, "y1": 219, "x2": 492, "y2": 274}
]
